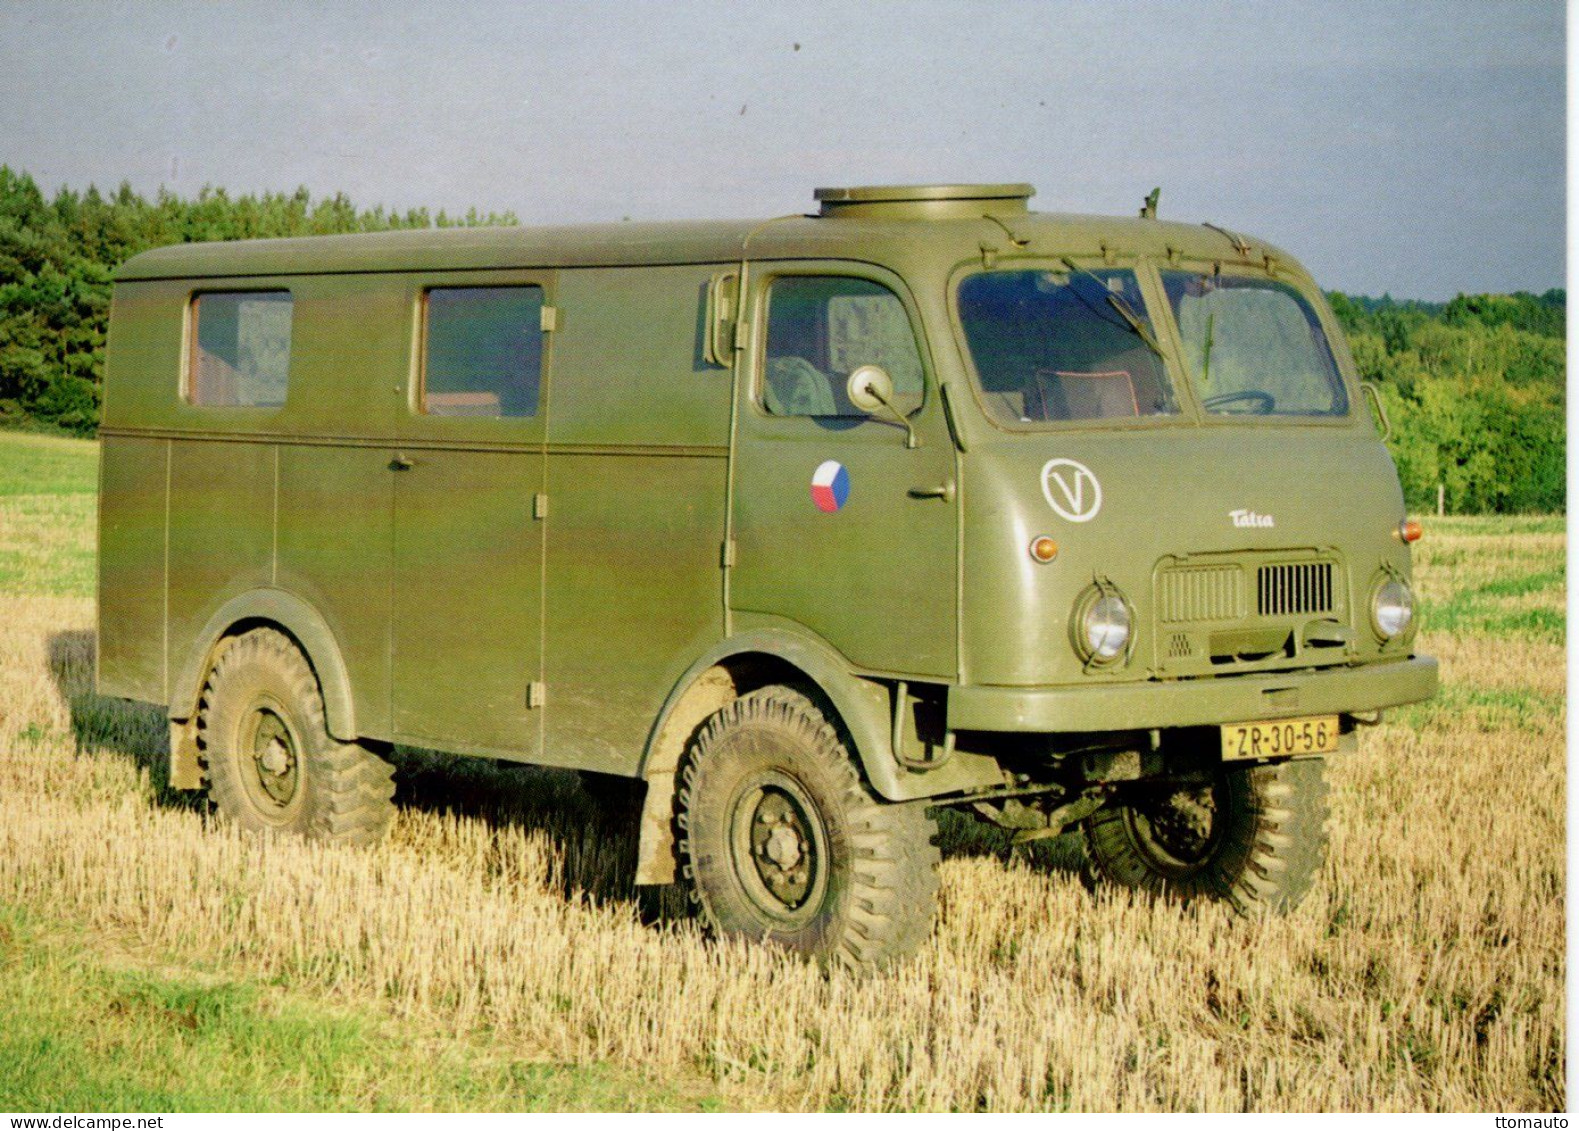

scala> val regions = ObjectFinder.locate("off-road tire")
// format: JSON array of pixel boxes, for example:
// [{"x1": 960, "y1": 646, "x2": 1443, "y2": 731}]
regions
[
  {"x1": 199, "y1": 627, "x2": 395, "y2": 845},
  {"x1": 1082, "y1": 756, "x2": 1329, "y2": 914},
  {"x1": 677, "y1": 685, "x2": 940, "y2": 970}
]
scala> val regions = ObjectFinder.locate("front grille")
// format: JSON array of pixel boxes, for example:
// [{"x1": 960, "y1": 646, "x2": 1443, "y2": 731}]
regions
[
  {"x1": 1158, "y1": 564, "x2": 1243, "y2": 623},
  {"x1": 1257, "y1": 562, "x2": 1335, "y2": 617}
]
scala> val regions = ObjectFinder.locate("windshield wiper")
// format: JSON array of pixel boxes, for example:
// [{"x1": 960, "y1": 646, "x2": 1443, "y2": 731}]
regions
[
  {"x1": 1059, "y1": 257, "x2": 1165, "y2": 358},
  {"x1": 1201, "y1": 310, "x2": 1215, "y2": 385}
]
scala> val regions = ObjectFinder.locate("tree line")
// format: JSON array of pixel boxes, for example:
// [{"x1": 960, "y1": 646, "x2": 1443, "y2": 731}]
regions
[
  {"x1": 0, "y1": 167, "x2": 1563, "y2": 513},
  {"x1": 1329, "y1": 291, "x2": 1565, "y2": 513}
]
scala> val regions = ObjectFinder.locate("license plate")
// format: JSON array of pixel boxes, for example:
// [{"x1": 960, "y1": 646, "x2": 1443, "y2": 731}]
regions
[{"x1": 1221, "y1": 715, "x2": 1340, "y2": 761}]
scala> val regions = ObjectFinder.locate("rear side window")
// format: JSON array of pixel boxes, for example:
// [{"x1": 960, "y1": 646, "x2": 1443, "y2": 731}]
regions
[
  {"x1": 187, "y1": 291, "x2": 292, "y2": 408},
  {"x1": 422, "y1": 286, "x2": 543, "y2": 418}
]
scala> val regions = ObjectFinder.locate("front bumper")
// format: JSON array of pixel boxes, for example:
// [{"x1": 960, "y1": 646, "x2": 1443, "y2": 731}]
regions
[{"x1": 947, "y1": 655, "x2": 1437, "y2": 733}]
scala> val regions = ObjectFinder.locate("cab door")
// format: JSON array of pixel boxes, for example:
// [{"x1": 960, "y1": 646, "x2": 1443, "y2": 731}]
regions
[
  {"x1": 390, "y1": 276, "x2": 550, "y2": 756},
  {"x1": 729, "y1": 265, "x2": 957, "y2": 678}
]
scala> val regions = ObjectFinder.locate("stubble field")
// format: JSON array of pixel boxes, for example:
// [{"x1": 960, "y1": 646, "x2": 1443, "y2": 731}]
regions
[{"x1": 0, "y1": 431, "x2": 1564, "y2": 1111}]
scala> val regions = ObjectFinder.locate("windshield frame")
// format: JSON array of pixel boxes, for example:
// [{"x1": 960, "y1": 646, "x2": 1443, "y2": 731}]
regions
[
  {"x1": 948, "y1": 255, "x2": 1362, "y2": 434},
  {"x1": 946, "y1": 255, "x2": 1191, "y2": 434}
]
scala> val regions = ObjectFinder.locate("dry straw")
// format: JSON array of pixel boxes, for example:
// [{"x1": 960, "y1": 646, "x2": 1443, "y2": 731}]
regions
[{"x1": 0, "y1": 516, "x2": 1563, "y2": 1111}]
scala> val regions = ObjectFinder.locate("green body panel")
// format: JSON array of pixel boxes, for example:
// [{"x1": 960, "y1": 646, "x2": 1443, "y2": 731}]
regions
[
  {"x1": 956, "y1": 426, "x2": 1413, "y2": 688},
  {"x1": 391, "y1": 447, "x2": 542, "y2": 754},
  {"x1": 163, "y1": 441, "x2": 274, "y2": 693},
  {"x1": 275, "y1": 444, "x2": 393, "y2": 738},
  {"x1": 538, "y1": 264, "x2": 731, "y2": 773},
  {"x1": 95, "y1": 435, "x2": 167, "y2": 704},
  {"x1": 98, "y1": 184, "x2": 1436, "y2": 814},
  {"x1": 730, "y1": 261, "x2": 959, "y2": 679},
  {"x1": 540, "y1": 449, "x2": 726, "y2": 773},
  {"x1": 546, "y1": 265, "x2": 732, "y2": 448}
]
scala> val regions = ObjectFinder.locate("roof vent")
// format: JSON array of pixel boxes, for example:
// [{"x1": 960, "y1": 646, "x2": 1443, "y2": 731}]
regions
[{"x1": 814, "y1": 183, "x2": 1034, "y2": 220}]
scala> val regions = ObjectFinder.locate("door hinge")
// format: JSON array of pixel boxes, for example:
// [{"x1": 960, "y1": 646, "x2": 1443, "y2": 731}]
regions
[
  {"x1": 720, "y1": 539, "x2": 736, "y2": 568},
  {"x1": 527, "y1": 681, "x2": 546, "y2": 709},
  {"x1": 533, "y1": 492, "x2": 548, "y2": 519},
  {"x1": 540, "y1": 305, "x2": 558, "y2": 332}
]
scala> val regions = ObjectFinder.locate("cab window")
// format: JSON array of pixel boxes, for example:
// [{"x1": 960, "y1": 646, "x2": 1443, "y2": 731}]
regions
[
  {"x1": 1161, "y1": 272, "x2": 1348, "y2": 417},
  {"x1": 957, "y1": 268, "x2": 1176, "y2": 426},
  {"x1": 761, "y1": 276, "x2": 923, "y2": 418},
  {"x1": 187, "y1": 291, "x2": 292, "y2": 408},
  {"x1": 422, "y1": 286, "x2": 543, "y2": 418}
]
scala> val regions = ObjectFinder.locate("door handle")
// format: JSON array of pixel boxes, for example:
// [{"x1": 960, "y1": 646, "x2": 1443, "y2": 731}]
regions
[
  {"x1": 389, "y1": 453, "x2": 414, "y2": 471},
  {"x1": 907, "y1": 480, "x2": 955, "y2": 502}
]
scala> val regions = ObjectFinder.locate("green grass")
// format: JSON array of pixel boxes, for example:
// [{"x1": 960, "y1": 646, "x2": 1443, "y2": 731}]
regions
[
  {"x1": 1418, "y1": 567, "x2": 1566, "y2": 642},
  {"x1": 0, "y1": 431, "x2": 98, "y2": 496},
  {"x1": 0, "y1": 494, "x2": 96, "y2": 598},
  {"x1": 0, "y1": 433, "x2": 98, "y2": 599},
  {"x1": 1420, "y1": 514, "x2": 1566, "y2": 536},
  {"x1": 1394, "y1": 682, "x2": 1565, "y2": 733},
  {"x1": 0, "y1": 906, "x2": 720, "y2": 1112}
]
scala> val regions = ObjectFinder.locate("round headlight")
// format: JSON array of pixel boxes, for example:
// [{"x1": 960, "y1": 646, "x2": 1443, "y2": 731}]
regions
[
  {"x1": 1372, "y1": 577, "x2": 1414, "y2": 639},
  {"x1": 1081, "y1": 593, "x2": 1132, "y2": 661}
]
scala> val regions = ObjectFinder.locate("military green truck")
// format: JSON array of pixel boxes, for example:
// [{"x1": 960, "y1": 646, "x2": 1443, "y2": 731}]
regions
[{"x1": 98, "y1": 183, "x2": 1436, "y2": 968}]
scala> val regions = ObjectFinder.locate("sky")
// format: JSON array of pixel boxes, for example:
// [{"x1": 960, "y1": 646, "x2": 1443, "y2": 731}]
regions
[{"x1": 0, "y1": 0, "x2": 1564, "y2": 299}]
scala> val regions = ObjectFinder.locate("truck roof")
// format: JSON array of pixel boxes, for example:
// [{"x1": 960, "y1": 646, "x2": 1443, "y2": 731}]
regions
[{"x1": 113, "y1": 185, "x2": 1302, "y2": 281}]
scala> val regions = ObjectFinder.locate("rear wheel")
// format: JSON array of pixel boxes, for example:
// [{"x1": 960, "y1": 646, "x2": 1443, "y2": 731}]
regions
[
  {"x1": 199, "y1": 628, "x2": 395, "y2": 845},
  {"x1": 1082, "y1": 756, "x2": 1328, "y2": 913},
  {"x1": 677, "y1": 686, "x2": 939, "y2": 969}
]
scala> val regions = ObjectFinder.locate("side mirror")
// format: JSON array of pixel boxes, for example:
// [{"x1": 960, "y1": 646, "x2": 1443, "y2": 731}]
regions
[
  {"x1": 1361, "y1": 381, "x2": 1391, "y2": 441},
  {"x1": 846, "y1": 365, "x2": 918, "y2": 448},
  {"x1": 847, "y1": 364, "x2": 894, "y2": 413}
]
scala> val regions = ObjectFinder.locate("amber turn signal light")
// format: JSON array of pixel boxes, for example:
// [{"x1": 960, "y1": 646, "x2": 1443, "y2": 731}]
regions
[
  {"x1": 1029, "y1": 536, "x2": 1059, "y2": 563},
  {"x1": 1396, "y1": 519, "x2": 1423, "y2": 543}
]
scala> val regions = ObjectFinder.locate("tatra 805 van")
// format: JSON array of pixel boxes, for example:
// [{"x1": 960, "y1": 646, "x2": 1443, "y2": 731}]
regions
[{"x1": 99, "y1": 184, "x2": 1436, "y2": 968}]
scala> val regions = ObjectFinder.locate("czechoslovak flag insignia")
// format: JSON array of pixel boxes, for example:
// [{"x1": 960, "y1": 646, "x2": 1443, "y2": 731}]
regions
[{"x1": 810, "y1": 460, "x2": 851, "y2": 513}]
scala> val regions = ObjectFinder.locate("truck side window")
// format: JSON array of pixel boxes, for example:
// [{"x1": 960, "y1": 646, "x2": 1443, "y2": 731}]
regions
[
  {"x1": 762, "y1": 276, "x2": 923, "y2": 418},
  {"x1": 187, "y1": 291, "x2": 292, "y2": 407},
  {"x1": 422, "y1": 286, "x2": 543, "y2": 418}
]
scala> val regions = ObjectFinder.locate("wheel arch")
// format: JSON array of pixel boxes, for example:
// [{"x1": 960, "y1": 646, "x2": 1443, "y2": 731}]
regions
[
  {"x1": 637, "y1": 628, "x2": 894, "y2": 793},
  {"x1": 633, "y1": 626, "x2": 996, "y2": 885},
  {"x1": 170, "y1": 588, "x2": 358, "y2": 741}
]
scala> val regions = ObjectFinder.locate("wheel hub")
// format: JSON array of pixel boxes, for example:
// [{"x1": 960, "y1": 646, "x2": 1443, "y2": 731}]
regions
[
  {"x1": 248, "y1": 708, "x2": 299, "y2": 807},
  {"x1": 258, "y1": 737, "x2": 290, "y2": 776},
  {"x1": 1134, "y1": 784, "x2": 1220, "y2": 866},
  {"x1": 763, "y1": 823, "x2": 803, "y2": 870},
  {"x1": 746, "y1": 787, "x2": 815, "y2": 910}
]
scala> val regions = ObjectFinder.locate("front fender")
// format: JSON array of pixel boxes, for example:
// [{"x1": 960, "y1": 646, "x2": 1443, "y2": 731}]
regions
[{"x1": 643, "y1": 622, "x2": 1000, "y2": 802}]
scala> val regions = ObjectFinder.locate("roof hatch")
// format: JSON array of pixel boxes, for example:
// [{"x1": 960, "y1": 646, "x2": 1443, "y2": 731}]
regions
[{"x1": 814, "y1": 183, "x2": 1034, "y2": 220}]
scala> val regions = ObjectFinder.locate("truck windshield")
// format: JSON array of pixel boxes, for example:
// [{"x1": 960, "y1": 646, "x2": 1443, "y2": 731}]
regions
[
  {"x1": 957, "y1": 268, "x2": 1179, "y2": 425},
  {"x1": 1161, "y1": 272, "x2": 1348, "y2": 417}
]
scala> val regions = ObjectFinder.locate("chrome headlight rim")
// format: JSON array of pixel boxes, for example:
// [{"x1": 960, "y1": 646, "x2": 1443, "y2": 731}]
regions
[
  {"x1": 1370, "y1": 574, "x2": 1415, "y2": 641},
  {"x1": 1071, "y1": 584, "x2": 1133, "y2": 665}
]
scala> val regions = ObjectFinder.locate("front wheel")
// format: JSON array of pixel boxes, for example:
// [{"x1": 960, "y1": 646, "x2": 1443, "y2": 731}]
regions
[
  {"x1": 677, "y1": 686, "x2": 940, "y2": 970},
  {"x1": 1082, "y1": 756, "x2": 1329, "y2": 913}
]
